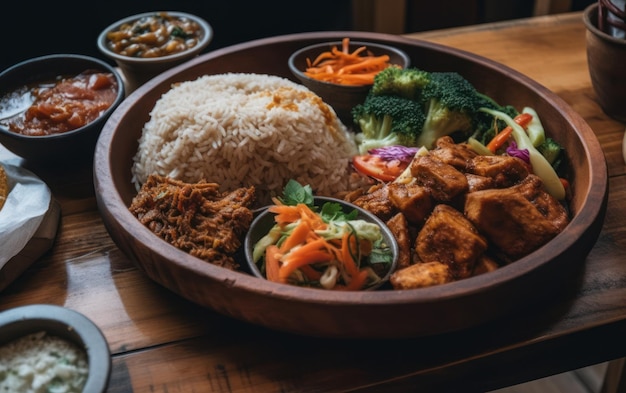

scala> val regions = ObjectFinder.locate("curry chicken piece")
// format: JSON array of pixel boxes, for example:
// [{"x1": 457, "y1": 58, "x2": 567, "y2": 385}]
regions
[
  {"x1": 465, "y1": 173, "x2": 495, "y2": 193},
  {"x1": 473, "y1": 254, "x2": 500, "y2": 275},
  {"x1": 514, "y1": 172, "x2": 570, "y2": 231},
  {"x1": 465, "y1": 174, "x2": 568, "y2": 260},
  {"x1": 129, "y1": 174, "x2": 256, "y2": 270},
  {"x1": 346, "y1": 183, "x2": 397, "y2": 221},
  {"x1": 415, "y1": 204, "x2": 488, "y2": 279},
  {"x1": 429, "y1": 136, "x2": 479, "y2": 171},
  {"x1": 385, "y1": 212, "x2": 413, "y2": 269},
  {"x1": 390, "y1": 261, "x2": 455, "y2": 289},
  {"x1": 410, "y1": 155, "x2": 469, "y2": 202},
  {"x1": 386, "y1": 182, "x2": 433, "y2": 226},
  {"x1": 467, "y1": 154, "x2": 530, "y2": 188}
]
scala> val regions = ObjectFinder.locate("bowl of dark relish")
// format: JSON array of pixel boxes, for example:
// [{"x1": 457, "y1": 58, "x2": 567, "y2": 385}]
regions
[{"x1": 97, "y1": 11, "x2": 213, "y2": 93}]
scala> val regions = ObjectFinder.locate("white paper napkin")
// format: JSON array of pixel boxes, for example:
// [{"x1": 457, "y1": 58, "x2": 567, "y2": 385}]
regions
[{"x1": 0, "y1": 163, "x2": 51, "y2": 267}]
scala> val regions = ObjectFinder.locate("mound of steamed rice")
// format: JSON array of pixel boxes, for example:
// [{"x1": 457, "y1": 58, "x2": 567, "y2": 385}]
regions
[{"x1": 131, "y1": 73, "x2": 359, "y2": 204}]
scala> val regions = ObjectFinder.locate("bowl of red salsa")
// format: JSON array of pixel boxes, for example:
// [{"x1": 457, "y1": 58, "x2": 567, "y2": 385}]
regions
[{"x1": 0, "y1": 54, "x2": 125, "y2": 165}]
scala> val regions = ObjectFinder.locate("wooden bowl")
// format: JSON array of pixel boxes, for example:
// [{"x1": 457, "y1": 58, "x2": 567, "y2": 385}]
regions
[
  {"x1": 94, "y1": 31, "x2": 608, "y2": 339},
  {"x1": 583, "y1": 3, "x2": 626, "y2": 122}
]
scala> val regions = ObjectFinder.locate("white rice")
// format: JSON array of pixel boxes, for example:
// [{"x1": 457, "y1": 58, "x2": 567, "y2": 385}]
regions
[{"x1": 131, "y1": 73, "x2": 359, "y2": 204}]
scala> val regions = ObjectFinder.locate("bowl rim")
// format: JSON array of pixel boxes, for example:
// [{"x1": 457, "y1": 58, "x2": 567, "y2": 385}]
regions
[
  {"x1": 583, "y1": 2, "x2": 626, "y2": 46},
  {"x1": 0, "y1": 53, "x2": 126, "y2": 141},
  {"x1": 94, "y1": 31, "x2": 608, "y2": 337},
  {"x1": 287, "y1": 39, "x2": 411, "y2": 89},
  {"x1": 97, "y1": 11, "x2": 214, "y2": 64},
  {"x1": 0, "y1": 304, "x2": 111, "y2": 392},
  {"x1": 244, "y1": 196, "x2": 400, "y2": 291}
]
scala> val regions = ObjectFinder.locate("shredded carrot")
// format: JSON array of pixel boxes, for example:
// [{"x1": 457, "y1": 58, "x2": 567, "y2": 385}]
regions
[
  {"x1": 280, "y1": 238, "x2": 328, "y2": 265},
  {"x1": 270, "y1": 203, "x2": 327, "y2": 229},
  {"x1": 486, "y1": 127, "x2": 514, "y2": 153},
  {"x1": 344, "y1": 269, "x2": 369, "y2": 291},
  {"x1": 299, "y1": 264, "x2": 324, "y2": 281},
  {"x1": 279, "y1": 220, "x2": 312, "y2": 253},
  {"x1": 303, "y1": 37, "x2": 399, "y2": 86},
  {"x1": 486, "y1": 112, "x2": 534, "y2": 153},
  {"x1": 341, "y1": 231, "x2": 360, "y2": 277},
  {"x1": 264, "y1": 244, "x2": 282, "y2": 283},
  {"x1": 279, "y1": 250, "x2": 333, "y2": 281},
  {"x1": 296, "y1": 204, "x2": 326, "y2": 230},
  {"x1": 269, "y1": 204, "x2": 302, "y2": 225}
]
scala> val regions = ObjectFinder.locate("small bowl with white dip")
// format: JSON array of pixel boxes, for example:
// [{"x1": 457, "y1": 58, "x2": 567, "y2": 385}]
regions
[{"x1": 0, "y1": 304, "x2": 111, "y2": 392}]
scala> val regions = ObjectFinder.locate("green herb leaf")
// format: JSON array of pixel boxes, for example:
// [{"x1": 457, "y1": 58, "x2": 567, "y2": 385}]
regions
[
  {"x1": 170, "y1": 26, "x2": 190, "y2": 38},
  {"x1": 369, "y1": 239, "x2": 393, "y2": 265},
  {"x1": 320, "y1": 202, "x2": 357, "y2": 222},
  {"x1": 278, "y1": 179, "x2": 314, "y2": 206}
]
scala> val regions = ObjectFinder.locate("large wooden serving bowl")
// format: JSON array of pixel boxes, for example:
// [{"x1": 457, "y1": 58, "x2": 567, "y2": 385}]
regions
[{"x1": 94, "y1": 31, "x2": 608, "y2": 339}]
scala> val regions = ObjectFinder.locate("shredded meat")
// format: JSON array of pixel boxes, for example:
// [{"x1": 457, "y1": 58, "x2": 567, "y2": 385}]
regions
[{"x1": 129, "y1": 174, "x2": 256, "y2": 270}]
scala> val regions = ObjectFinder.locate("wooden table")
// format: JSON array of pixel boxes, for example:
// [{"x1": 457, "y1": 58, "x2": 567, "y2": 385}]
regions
[{"x1": 1, "y1": 11, "x2": 625, "y2": 393}]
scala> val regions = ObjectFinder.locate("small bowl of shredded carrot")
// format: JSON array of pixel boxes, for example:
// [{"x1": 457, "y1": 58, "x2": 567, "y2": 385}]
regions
[
  {"x1": 244, "y1": 180, "x2": 399, "y2": 291},
  {"x1": 288, "y1": 38, "x2": 410, "y2": 125}
]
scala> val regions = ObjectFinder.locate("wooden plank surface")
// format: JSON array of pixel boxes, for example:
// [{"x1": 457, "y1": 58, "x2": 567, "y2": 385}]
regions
[{"x1": 1, "y1": 10, "x2": 626, "y2": 393}]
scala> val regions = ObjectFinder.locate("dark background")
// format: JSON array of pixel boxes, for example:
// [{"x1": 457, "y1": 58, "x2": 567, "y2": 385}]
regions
[
  {"x1": 1, "y1": 0, "x2": 595, "y2": 72},
  {"x1": 1, "y1": 1, "x2": 352, "y2": 71}
]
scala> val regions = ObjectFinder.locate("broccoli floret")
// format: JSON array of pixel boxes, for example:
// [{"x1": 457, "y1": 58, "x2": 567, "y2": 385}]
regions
[
  {"x1": 353, "y1": 67, "x2": 519, "y2": 151},
  {"x1": 370, "y1": 66, "x2": 431, "y2": 100},
  {"x1": 352, "y1": 94, "x2": 425, "y2": 154},
  {"x1": 537, "y1": 137, "x2": 564, "y2": 170},
  {"x1": 414, "y1": 72, "x2": 484, "y2": 148}
]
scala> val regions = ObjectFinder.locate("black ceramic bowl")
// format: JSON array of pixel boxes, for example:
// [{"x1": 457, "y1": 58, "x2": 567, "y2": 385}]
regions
[
  {"x1": 0, "y1": 54, "x2": 125, "y2": 165},
  {"x1": 288, "y1": 40, "x2": 410, "y2": 124},
  {"x1": 244, "y1": 196, "x2": 399, "y2": 291},
  {"x1": 0, "y1": 304, "x2": 111, "y2": 392}
]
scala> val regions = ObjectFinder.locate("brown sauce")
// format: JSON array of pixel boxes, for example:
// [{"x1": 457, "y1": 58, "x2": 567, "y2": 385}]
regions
[
  {"x1": 0, "y1": 70, "x2": 118, "y2": 136},
  {"x1": 105, "y1": 12, "x2": 204, "y2": 58}
]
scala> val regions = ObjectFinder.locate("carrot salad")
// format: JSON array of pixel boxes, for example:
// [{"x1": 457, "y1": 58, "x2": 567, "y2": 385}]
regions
[
  {"x1": 304, "y1": 37, "x2": 400, "y2": 86},
  {"x1": 252, "y1": 180, "x2": 394, "y2": 291}
]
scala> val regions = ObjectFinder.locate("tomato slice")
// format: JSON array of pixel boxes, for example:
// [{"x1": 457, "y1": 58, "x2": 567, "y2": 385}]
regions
[{"x1": 352, "y1": 154, "x2": 408, "y2": 182}]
